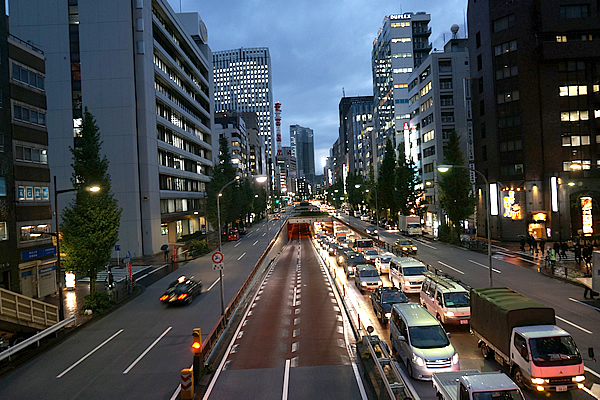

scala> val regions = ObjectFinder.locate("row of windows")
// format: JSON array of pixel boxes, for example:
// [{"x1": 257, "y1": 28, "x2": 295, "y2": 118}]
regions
[
  {"x1": 422, "y1": 113, "x2": 434, "y2": 127},
  {"x1": 14, "y1": 104, "x2": 46, "y2": 127},
  {"x1": 499, "y1": 140, "x2": 523, "y2": 152},
  {"x1": 391, "y1": 22, "x2": 410, "y2": 28},
  {"x1": 160, "y1": 198, "x2": 202, "y2": 214},
  {"x1": 16, "y1": 145, "x2": 48, "y2": 164},
  {"x1": 440, "y1": 96, "x2": 453, "y2": 106},
  {"x1": 157, "y1": 124, "x2": 210, "y2": 159},
  {"x1": 155, "y1": 79, "x2": 206, "y2": 123},
  {"x1": 394, "y1": 83, "x2": 408, "y2": 89},
  {"x1": 493, "y1": 14, "x2": 515, "y2": 33},
  {"x1": 423, "y1": 145, "x2": 435, "y2": 157},
  {"x1": 20, "y1": 224, "x2": 51, "y2": 243},
  {"x1": 496, "y1": 65, "x2": 518, "y2": 80},
  {"x1": 560, "y1": 4, "x2": 589, "y2": 18},
  {"x1": 156, "y1": 102, "x2": 206, "y2": 141},
  {"x1": 12, "y1": 63, "x2": 45, "y2": 90},
  {"x1": 395, "y1": 99, "x2": 409, "y2": 104},
  {"x1": 501, "y1": 164, "x2": 524, "y2": 176},
  {"x1": 409, "y1": 93, "x2": 419, "y2": 105},
  {"x1": 18, "y1": 185, "x2": 50, "y2": 201},
  {"x1": 439, "y1": 79, "x2": 452, "y2": 89},
  {"x1": 498, "y1": 114, "x2": 521, "y2": 128},
  {"x1": 561, "y1": 110, "x2": 589, "y2": 121},
  {"x1": 497, "y1": 90, "x2": 519, "y2": 104},
  {"x1": 423, "y1": 129, "x2": 434, "y2": 143},
  {"x1": 423, "y1": 162, "x2": 434, "y2": 173},
  {"x1": 159, "y1": 174, "x2": 206, "y2": 193},
  {"x1": 561, "y1": 135, "x2": 600, "y2": 146},
  {"x1": 392, "y1": 37, "x2": 411, "y2": 43},
  {"x1": 0, "y1": 222, "x2": 7, "y2": 241},
  {"x1": 158, "y1": 150, "x2": 206, "y2": 175},
  {"x1": 441, "y1": 112, "x2": 454, "y2": 123},
  {"x1": 420, "y1": 81, "x2": 432, "y2": 97},
  {"x1": 393, "y1": 67, "x2": 413, "y2": 74},
  {"x1": 559, "y1": 85, "x2": 598, "y2": 96},
  {"x1": 392, "y1": 53, "x2": 412, "y2": 58},
  {"x1": 420, "y1": 97, "x2": 433, "y2": 112},
  {"x1": 494, "y1": 40, "x2": 517, "y2": 56},
  {"x1": 556, "y1": 34, "x2": 594, "y2": 43},
  {"x1": 563, "y1": 160, "x2": 598, "y2": 171}
]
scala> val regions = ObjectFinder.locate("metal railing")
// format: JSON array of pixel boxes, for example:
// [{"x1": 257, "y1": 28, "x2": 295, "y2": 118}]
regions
[{"x1": 0, "y1": 287, "x2": 59, "y2": 330}]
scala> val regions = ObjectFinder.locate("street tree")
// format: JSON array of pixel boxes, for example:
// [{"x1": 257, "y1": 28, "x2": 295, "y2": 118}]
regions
[
  {"x1": 206, "y1": 137, "x2": 237, "y2": 230},
  {"x1": 61, "y1": 108, "x2": 122, "y2": 296},
  {"x1": 438, "y1": 130, "x2": 476, "y2": 242},
  {"x1": 378, "y1": 139, "x2": 397, "y2": 219}
]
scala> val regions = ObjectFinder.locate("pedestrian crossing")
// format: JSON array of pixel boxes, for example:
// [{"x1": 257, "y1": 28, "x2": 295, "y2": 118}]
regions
[{"x1": 77, "y1": 265, "x2": 153, "y2": 283}]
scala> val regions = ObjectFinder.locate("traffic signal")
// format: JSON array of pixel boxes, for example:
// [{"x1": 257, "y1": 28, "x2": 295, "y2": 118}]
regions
[{"x1": 192, "y1": 328, "x2": 202, "y2": 354}]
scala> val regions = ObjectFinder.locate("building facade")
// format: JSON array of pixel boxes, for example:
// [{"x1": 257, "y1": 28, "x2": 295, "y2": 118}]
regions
[
  {"x1": 372, "y1": 12, "x2": 432, "y2": 176},
  {"x1": 338, "y1": 96, "x2": 374, "y2": 181},
  {"x1": 275, "y1": 146, "x2": 297, "y2": 197},
  {"x1": 406, "y1": 34, "x2": 472, "y2": 235},
  {"x1": 290, "y1": 124, "x2": 315, "y2": 191},
  {"x1": 214, "y1": 111, "x2": 248, "y2": 178},
  {"x1": 0, "y1": 3, "x2": 55, "y2": 296},
  {"x1": 213, "y1": 47, "x2": 274, "y2": 179},
  {"x1": 241, "y1": 111, "x2": 265, "y2": 176},
  {"x1": 468, "y1": 0, "x2": 600, "y2": 241},
  {"x1": 9, "y1": 0, "x2": 216, "y2": 257}
]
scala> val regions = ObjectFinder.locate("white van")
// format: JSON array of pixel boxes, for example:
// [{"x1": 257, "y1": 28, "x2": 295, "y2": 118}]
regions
[
  {"x1": 389, "y1": 303, "x2": 459, "y2": 380},
  {"x1": 375, "y1": 252, "x2": 394, "y2": 274},
  {"x1": 419, "y1": 272, "x2": 470, "y2": 325},
  {"x1": 389, "y1": 257, "x2": 427, "y2": 293}
]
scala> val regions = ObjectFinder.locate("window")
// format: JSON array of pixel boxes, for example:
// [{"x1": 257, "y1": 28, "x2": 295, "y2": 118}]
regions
[
  {"x1": 423, "y1": 145, "x2": 436, "y2": 157},
  {"x1": 439, "y1": 60, "x2": 452, "y2": 73},
  {"x1": 393, "y1": 53, "x2": 412, "y2": 58},
  {"x1": 0, "y1": 178, "x2": 5, "y2": 196},
  {"x1": 481, "y1": 123, "x2": 486, "y2": 139},
  {"x1": 560, "y1": 110, "x2": 589, "y2": 121},
  {"x1": 0, "y1": 133, "x2": 4, "y2": 152},
  {"x1": 392, "y1": 37, "x2": 411, "y2": 43},
  {"x1": 441, "y1": 112, "x2": 455, "y2": 122},
  {"x1": 482, "y1": 145, "x2": 487, "y2": 161},
  {"x1": 424, "y1": 162, "x2": 434, "y2": 173},
  {"x1": 422, "y1": 113, "x2": 434, "y2": 127},
  {"x1": 15, "y1": 145, "x2": 48, "y2": 164},
  {"x1": 494, "y1": 40, "x2": 517, "y2": 56},
  {"x1": 478, "y1": 77, "x2": 484, "y2": 93},
  {"x1": 13, "y1": 104, "x2": 46, "y2": 127},
  {"x1": 559, "y1": 85, "x2": 587, "y2": 96},
  {"x1": 556, "y1": 35, "x2": 568, "y2": 43},
  {"x1": 499, "y1": 140, "x2": 523, "y2": 152},
  {"x1": 497, "y1": 90, "x2": 519, "y2": 104},
  {"x1": 423, "y1": 129, "x2": 434, "y2": 142},
  {"x1": 477, "y1": 54, "x2": 482, "y2": 71},
  {"x1": 496, "y1": 64, "x2": 518, "y2": 80},
  {"x1": 560, "y1": 5, "x2": 589, "y2": 18},
  {"x1": 0, "y1": 88, "x2": 2, "y2": 108},
  {"x1": 0, "y1": 222, "x2": 7, "y2": 241},
  {"x1": 420, "y1": 81, "x2": 432, "y2": 97},
  {"x1": 562, "y1": 135, "x2": 591, "y2": 146},
  {"x1": 440, "y1": 79, "x2": 452, "y2": 89},
  {"x1": 480, "y1": 100, "x2": 485, "y2": 116},
  {"x1": 493, "y1": 14, "x2": 515, "y2": 32},
  {"x1": 476, "y1": 32, "x2": 481, "y2": 48},
  {"x1": 420, "y1": 97, "x2": 433, "y2": 112},
  {"x1": 11, "y1": 63, "x2": 45, "y2": 90},
  {"x1": 440, "y1": 95, "x2": 453, "y2": 106}
]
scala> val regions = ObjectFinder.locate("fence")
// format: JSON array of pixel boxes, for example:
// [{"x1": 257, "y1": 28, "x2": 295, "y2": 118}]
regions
[{"x1": 0, "y1": 287, "x2": 59, "y2": 330}]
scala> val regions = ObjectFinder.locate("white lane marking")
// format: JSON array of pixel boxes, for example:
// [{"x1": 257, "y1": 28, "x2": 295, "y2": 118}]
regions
[
  {"x1": 415, "y1": 240, "x2": 436, "y2": 250},
  {"x1": 207, "y1": 277, "x2": 220, "y2": 291},
  {"x1": 234, "y1": 242, "x2": 242, "y2": 247},
  {"x1": 351, "y1": 362, "x2": 369, "y2": 400},
  {"x1": 293, "y1": 286, "x2": 297, "y2": 307},
  {"x1": 469, "y1": 259, "x2": 502, "y2": 273},
  {"x1": 438, "y1": 261, "x2": 465, "y2": 275},
  {"x1": 586, "y1": 366, "x2": 600, "y2": 379},
  {"x1": 569, "y1": 297, "x2": 600, "y2": 311},
  {"x1": 237, "y1": 252, "x2": 246, "y2": 261},
  {"x1": 123, "y1": 327, "x2": 172, "y2": 374},
  {"x1": 262, "y1": 232, "x2": 266, "y2": 237},
  {"x1": 495, "y1": 252, "x2": 538, "y2": 265},
  {"x1": 282, "y1": 359, "x2": 291, "y2": 400},
  {"x1": 57, "y1": 329, "x2": 124, "y2": 378},
  {"x1": 556, "y1": 316, "x2": 593, "y2": 334},
  {"x1": 169, "y1": 385, "x2": 181, "y2": 400},
  {"x1": 253, "y1": 240, "x2": 258, "y2": 246},
  {"x1": 135, "y1": 263, "x2": 169, "y2": 281},
  {"x1": 582, "y1": 386, "x2": 600, "y2": 400}
]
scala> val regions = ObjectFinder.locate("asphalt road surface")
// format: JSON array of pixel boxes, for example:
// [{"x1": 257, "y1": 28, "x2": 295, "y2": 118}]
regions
[{"x1": 204, "y1": 223, "x2": 366, "y2": 400}]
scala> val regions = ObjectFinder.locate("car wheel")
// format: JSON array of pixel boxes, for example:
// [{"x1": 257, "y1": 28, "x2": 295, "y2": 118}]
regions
[
  {"x1": 407, "y1": 360, "x2": 414, "y2": 379},
  {"x1": 512, "y1": 367, "x2": 526, "y2": 389},
  {"x1": 481, "y1": 343, "x2": 494, "y2": 360}
]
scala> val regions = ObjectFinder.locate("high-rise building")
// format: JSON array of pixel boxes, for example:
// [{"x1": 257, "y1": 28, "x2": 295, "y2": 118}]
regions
[
  {"x1": 275, "y1": 146, "x2": 296, "y2": 196},
  {"x1": 214, "y1": 111, "x2": 248, "y2": 178},
  {"x1": 407, "y1": 32, "x2": 472, "y2": 235},
  {"x1": 468, "y1": 0, "x2": 600, "y2": 241},
  {"x1": 9, "y1": 0, "x2": 216, "y2": 257},
  {"x1": 372, "y1": 12, "x2": 432, "y2": 176},
  {"x1": 242, "y1": 112, "x2": 265, "y2": 176},
  {"x1": 0, "y1": 4, "x2": 54, "y2": 296},
  {"x1": 338, "y1": 96, "x2": 374, "y2": 180},
  {"x1": 290, "y1": 124, "x2": 315, "y2": 191},
  {"x1": 213, "y1": 48, "x2": 274, "y2": 178}
]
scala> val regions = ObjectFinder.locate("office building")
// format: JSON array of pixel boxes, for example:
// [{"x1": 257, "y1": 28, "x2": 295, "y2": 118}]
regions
[
  {"x1": 213, "y1": 47, "x2": 274, "y2": 178},
  {"x1": 290, "y1": 124, "x2": 315, "y2": 191},
  {"x1": 372, "y1": 12, "x2": 432, "y2": 176},
  {"x1": 338, "y1": 96, "x2": 375, "y2": 181},
  {"x1": 9, "y1": 0, "x2": 216, "y2": 257},
  {"x1": 214, "y1": 111, "x2": 248, "y2": 177},
  {"x1": 406, "y1": 31, "x2": 472, "y2": 235},
  {"x1": 242, "y1": 112, "x2": 265, "y2": 176},
  {"x1": 468, "y1": 0, "x2": 600, "y2": 241},
  {"x1": 0, "y1": 5, "x2": 55, "y2": 296},
  {"x1": 275, "y1": 146, "x2": 296, "y2": 196}
]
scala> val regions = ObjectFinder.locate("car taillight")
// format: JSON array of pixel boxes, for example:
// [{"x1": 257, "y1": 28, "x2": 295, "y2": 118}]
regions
[
  {"x1": 177, "y1": 294, "x2": 188, "y2": 300},
  {"x1": 159, "y1": 295, "x2": 169, "y2": 301}
]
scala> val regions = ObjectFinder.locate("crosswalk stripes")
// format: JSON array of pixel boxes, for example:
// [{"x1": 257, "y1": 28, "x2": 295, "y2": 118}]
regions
[{"x1": 78, "y1": 265, "x2": 153, "y2": 283}]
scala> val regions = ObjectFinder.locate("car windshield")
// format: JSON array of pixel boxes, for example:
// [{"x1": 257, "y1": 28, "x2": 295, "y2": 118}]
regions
[
  {"x1": 408, "y1": 325, "x2": 450, "y2": 348},
  {"x1": 472, "y1": 390, "x2": 524, "y2": 400},
  {"x1": 443, "y1": 292, "x2": 470, "y2": 307},
  {"x1": 359, "y1": 269, "x2": 379, "y2": 277},
  {"x1": 357, "y1": 240, "x2": 374, "y2": 248},
  {"x1": 365, "y1": 250, "x2": 378, "y2": 256},
  {"x1": 166, "y1": 283, "x2": 189, "y2": 294},
  {"x1": 403, "y1": 266, "x2": 426, "y2": 276},
  {"x1": 349, "y1": 255, "x2": 366, "y2": 264},
  {"x1": 529, "y1": 336, "x2": 582, "y2": 366},
  {"x1": 381, "y1": 292, "x2": 408, "y2": 304},
  {"x1": 397, "y1": 240, "x2": 412, "y2": 246},
  {"x1": 380, "y1": 257, "x2": 391, "y2": 264}
]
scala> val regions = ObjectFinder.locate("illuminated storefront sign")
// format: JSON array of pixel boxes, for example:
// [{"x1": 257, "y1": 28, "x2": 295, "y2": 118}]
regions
[
  {"x1": 532, "y1": 212, "x2": 547, "y2": 222},
  {"x1": 390, "y1": 13, "x2": 412, "y2": 20},
  {"x1": 581, "y1": 197, "x2": 593, "y2": 235},
  {"x1": 503, "y1": 190, "x2": 522, "y2": 220}
]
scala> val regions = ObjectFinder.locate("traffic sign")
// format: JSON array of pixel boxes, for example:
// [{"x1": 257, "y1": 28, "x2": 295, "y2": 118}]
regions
[
  {"x1": 213, "y1": 264, "x2": 223, "y2": 270},
  {"x1": 212, "y1": 251, "x2": 224, "y2": 264},
  {"x1": 123, "y1": 257, "x2": 131, "y2": 264}
]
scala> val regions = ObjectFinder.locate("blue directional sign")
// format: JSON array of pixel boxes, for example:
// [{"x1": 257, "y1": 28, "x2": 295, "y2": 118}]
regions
[
  {"x1": 115, "y1": 245, "x2": 121, "y2": 251},
  {"x1": 21, "y1": 246, "x2": 57, "y2": 261}
]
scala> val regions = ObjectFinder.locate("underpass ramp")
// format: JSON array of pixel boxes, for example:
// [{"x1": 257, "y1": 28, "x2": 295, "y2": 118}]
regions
[{"x1": 0, "y1": 287, "x2": 59, "y2": 330}]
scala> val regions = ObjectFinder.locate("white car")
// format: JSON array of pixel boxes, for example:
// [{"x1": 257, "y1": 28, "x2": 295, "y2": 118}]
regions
[
  {"x1": 375, "y1": 252, "x2": 394, "y2": 274},
  {"x1": 360, "y1": 214, "x2": 370, "y2": 221},
  {"x1": 363, "y1": 248, "x2": 380, "y2": 264}
]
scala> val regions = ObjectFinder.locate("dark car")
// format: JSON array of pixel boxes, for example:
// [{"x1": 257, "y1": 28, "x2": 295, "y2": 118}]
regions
[
  {"x1": 328, "y1": 242, "x2": 340, "y2": 255},
  {"x1": 339, "y1": 250, "x2": 367, "y2": 277},
  {"x1": 336, "y1": 247, "x2": 355, "y2": 264},
  {"x1": 238, "y1": 227, "x2": 247, "y2": 235},
  {"x1": 160, "y1": 276, "x2": 202, "y2": 305},
  {"x1": 370, "y1": 286, "x2": 409, "y2": 324}
]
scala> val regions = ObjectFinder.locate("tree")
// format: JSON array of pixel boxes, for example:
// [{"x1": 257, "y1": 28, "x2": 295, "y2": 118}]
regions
[
  {"x1": 378, "y1": 139, "x2": 397, "y2": 219},
  {"x1": 438, "y1": 130, "x2": 476, "y2": 242},
  {"x1": 346, "y1": 172, "x2": 365, "y2": 211},
  {"x1": 397, "y1": 157, "x2": 426, "y2": 218},
  {"x1": 61, "y1": 108, "x2": 122, "y2": 296}
]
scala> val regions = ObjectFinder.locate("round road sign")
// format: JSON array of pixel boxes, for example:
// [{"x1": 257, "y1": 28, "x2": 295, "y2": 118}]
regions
[{"x1": 212, "y1": 251, "x2": 224, "y2": 264}]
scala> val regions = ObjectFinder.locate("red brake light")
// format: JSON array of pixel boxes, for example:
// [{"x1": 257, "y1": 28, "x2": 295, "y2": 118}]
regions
[
  {"x1": 160, "y1": 295, "x2": 168, "y2": 301},
  {"x1": 177, "y1": 294, "x2": 188, "y2": 300}
]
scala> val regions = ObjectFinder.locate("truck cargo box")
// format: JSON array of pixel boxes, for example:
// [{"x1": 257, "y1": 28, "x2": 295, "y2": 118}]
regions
[{"x1": 470, "y1": 287, "x2": 555, "y2": 356}]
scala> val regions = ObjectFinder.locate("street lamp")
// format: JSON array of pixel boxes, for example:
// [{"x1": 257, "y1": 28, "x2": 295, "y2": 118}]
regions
[
  {"x1": 437, "y1": 164, "x2": 493, "y2": 287},
  {"x1": 53, "y1": 176, "x2": 101, "y2": 320},
  {"x1": 254, "y1": 175, "x2": 269, "y2": 246},
  {"x1": 355, "y1": 183, "x2": 379, "y2": 241}
]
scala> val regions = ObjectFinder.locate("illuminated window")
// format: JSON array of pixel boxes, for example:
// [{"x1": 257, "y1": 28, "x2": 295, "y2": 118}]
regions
[
  {"x1": 392, "y1": 38, "x2": 411, "y2": 43},
  {"x1": 391, "y1": 22, "x2": 410, "y2": 28},
  {"x1": 556, "y1": 36, "x2": 567, "y2": 42},
  {"x1": 420, "y1": 82, "x2": 432, "y2": 97},
  {"x1": 392, "y1": 53, "x2": 412, "y2": 58},
  {"x1": 561, "y1": 110, "x2": 589, "y2": 121},
  {"x1": 423, "y1": 129, "x2": 434, "y2": 142},
  {"x1": 494, "y1": 40, "x2": 517, "y2": 55},
  {"x1": 0, "y1": 222, "x2": 6, "y2": 241},
  {"x1": 394, "y1": 83, "x2": 408, "y2": 89}
]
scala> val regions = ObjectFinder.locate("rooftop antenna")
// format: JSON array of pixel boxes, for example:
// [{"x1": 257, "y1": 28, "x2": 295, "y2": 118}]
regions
[
  {"x1": 179, "y1": 0, "x2": 182, "y2": 12},
  {"x1": 342, "y1": 87, "x2": 346, "y2": 97}
]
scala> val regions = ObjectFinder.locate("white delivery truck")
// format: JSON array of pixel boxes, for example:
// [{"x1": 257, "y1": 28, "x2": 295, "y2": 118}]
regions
[
  {"x1": 471, "y1": 287, "x2": 592, "y2": 392},
  {"x1": 398, "y1": 215, "x2": 422, "y2": 236},
  {"x1": 433, "y1": 370, "x2": 525, "y2": 400}
]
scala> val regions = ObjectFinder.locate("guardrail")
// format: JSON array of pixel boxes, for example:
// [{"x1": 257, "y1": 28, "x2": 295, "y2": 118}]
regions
[
  {"x1": 0, "y1": 287, "x2": 59, "y2": 330},
  {"x1": 0, "y1": 315, "x2": 75, "y2": 362}
]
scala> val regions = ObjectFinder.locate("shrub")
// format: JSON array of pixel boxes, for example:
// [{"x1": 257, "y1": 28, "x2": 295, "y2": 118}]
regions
[
  {"x1": 189, "y1": 239, "x2": 210, "y2": 255},
  {"x1": 438, "y1": 223, "x2": 459, "y2": 244},
  {"x1": 82, "y1": 292, "x2": 115, "y2": 314}
]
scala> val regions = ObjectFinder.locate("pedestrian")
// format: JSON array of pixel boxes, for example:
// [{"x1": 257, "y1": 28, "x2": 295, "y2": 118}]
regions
[
  {"x1": 574, "y1": 244, "x2": 582, "y2": 266},
  {"x1": 527, "y1": 235, "x2": 534, "y2": 253},
  {"x1": 520, "y1": 236, "x2": 526, "y2": 252},
  {"x1": 540, "y1": 237, "x2": 546, "y2": 254},
  {"x1": 547, "y1": 247, "x2": 556, "y2": 270},
  {"x1": 553, "y1": 242, "x2": 561, "y2": 260},
  {"x1": 534, "y1": 238, "x2": 539, "y2": 255},
  {"x1": 560, "y1": 241, "x2": 568, "y2": 260},
  {"x1": 164, "y1": 248, "x2": 169, "y2": 261}
]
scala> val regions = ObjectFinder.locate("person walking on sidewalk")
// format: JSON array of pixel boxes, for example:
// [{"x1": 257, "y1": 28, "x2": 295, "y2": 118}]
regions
[
  {"x1": 553, "y1": 242, "x2": 561, "y2": 260},
  {"x1": 527, "y1": 235, "x2": 534, "y2": 253},
  {"x1": 560, "y1": 241, "x2": 568, "y2": 260},
  {"x1": 520, "y1": 236, "x2": 526, "y2": 252},
  {"x1": 574, "y1": 244, "x2": 582, "y2": 266}
]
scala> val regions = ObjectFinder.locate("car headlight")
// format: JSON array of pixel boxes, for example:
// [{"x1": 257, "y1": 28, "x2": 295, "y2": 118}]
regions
[
  {"x1": 412, "y1": 247, "x2": 417, "y2": 250},
  {"x1": 361, "y1": 282, "x2": 368, "y2": 286},
  {"x1": 413, "y1": 354, "x2": 426, "y2": 367},
  {"x1": 572, "y1": 375, "x2": 585, "y2": 383},
  {"x1": 445, "y1": 311, "x2": 455, "y2": 317},
  {"x1": 402, "y1": 247, "x2": 408, "y2": 251},
  {"x1": 531, "y1": 378, "x2": 548, "y2": 385},
  {"x1": 452, "y1": 353, "x2": 459, "y2": 364},
  {"x1": 385, "y1": 312, "x2": 391, "y2": 319}
]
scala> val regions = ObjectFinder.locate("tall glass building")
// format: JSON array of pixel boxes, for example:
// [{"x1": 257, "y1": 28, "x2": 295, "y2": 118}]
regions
[
  {"x1": 290, "y1": 124, "x2": 315, "y2": 191},
  {"x1": 213, "y1": 48, "x2": 274, "y2": 176},
  {"x1": 372, "y1": 12, "x2": 431, "y2": 175}
]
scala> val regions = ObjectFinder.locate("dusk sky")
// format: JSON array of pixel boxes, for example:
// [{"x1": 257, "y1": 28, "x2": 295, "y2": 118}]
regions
[{"x1": 170, "y1": 0, "x2": 469, "y2": 172}]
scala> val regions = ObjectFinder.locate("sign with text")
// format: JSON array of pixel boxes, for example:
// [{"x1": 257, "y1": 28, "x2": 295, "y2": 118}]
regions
[{"x1": 21, "y1": 246, "x2": 56, "y2": 261}]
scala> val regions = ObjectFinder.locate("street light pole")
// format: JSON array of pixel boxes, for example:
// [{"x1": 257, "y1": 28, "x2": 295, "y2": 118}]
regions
[{"x1": 438, "y1": 165, "x2": 493, "y2": 287}]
